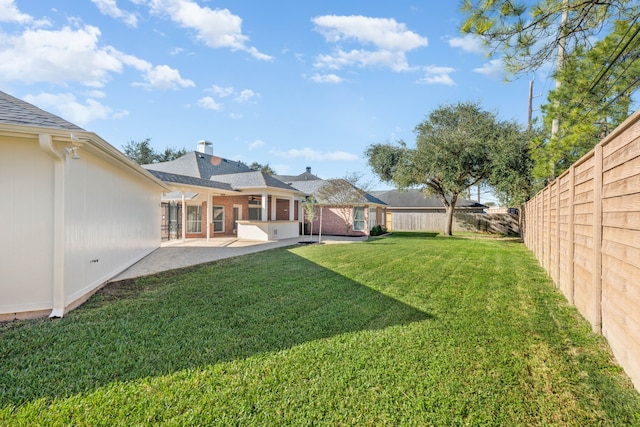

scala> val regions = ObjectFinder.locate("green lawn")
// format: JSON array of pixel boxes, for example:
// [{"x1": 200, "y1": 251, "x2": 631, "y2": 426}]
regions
[{"x1": 1, "y1": 232, "x2": 639, "y2": 426}]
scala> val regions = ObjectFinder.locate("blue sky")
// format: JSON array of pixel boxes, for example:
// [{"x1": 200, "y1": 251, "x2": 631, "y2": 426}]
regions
[{"x1": 0, "y1": 0, "x2": 551, "y2": 195}]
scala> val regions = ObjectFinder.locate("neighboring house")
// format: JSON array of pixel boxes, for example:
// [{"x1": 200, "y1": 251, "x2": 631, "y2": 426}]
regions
[
  {"x1": 144, "y1": 141, "x2": 305, "y2": 241},
  {"x1": 374, "y1": 189, "x2": 488, "y2": 232},
  {"x1": 0, "y1": 91, "x2": 169, "y2": 320},
  {"x1": 276, "y1": 168, "x2": 387, "y2": 237}
]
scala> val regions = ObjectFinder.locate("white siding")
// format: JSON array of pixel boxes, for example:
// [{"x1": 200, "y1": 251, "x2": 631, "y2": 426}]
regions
[
  {"x1": 63, "y1": 148, "x2": 161, "y2": 306},
  {"x1": 0, "y1": 133, "x2": 163, "y2": 318},
  {"x1": 0, "y1": 137, "x2": 55, "y2": 314}
]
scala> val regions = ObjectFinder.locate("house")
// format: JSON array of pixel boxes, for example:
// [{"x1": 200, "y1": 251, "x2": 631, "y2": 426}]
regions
[
  {"x1": 373, "y1": 189, "x2": 488, "y2": 232},
  {"x1": 0, "y1": 91, "x2": 169, "y2": 320},
  {"x1": 143, "y1": 141, "x2": 305, "y2": 241},
  {"x1": 276, "y1": 168, "x2": 387, "y2": 237}
]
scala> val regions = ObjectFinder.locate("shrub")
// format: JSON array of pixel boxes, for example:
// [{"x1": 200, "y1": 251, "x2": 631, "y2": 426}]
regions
[{"x1": 370, "y1": 225, "x2": 388, "y2": 236}]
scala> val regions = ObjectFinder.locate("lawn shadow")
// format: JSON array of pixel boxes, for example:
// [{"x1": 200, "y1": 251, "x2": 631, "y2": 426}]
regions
[{"x1": 0, "y1": 249, "x2": 431, "y2": 407}]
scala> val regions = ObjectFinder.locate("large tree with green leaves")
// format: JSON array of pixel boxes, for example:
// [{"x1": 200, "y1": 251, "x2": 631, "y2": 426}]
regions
[
  {"x1": 533, "y1": 18, "x2": 640, "y2": 181},
  {"x1": 460, "y1": 0, "x2": 637, "y2": 76},
  {"x1": 123, "y1": 138, "x2": 186, "y2": 164},
  {"x1": 367, "y1": 102, "x2": 531, "y2": 235}
]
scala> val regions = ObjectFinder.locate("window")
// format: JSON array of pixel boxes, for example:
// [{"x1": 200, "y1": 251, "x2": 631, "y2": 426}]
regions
[
  {"x1": 353, "y1": 206, "x2": 365, "y2": 231},
  {"x1": 213, "y1": 206, "x2": 224, "y2": 232},
  {"x1": 248, "y1": 197, "x2": 262, "y2": 220},
  {"x1": 369, "y1": 207, "x2": 377, "y2": 229},
  {"x1": 381, "y1": 208, "x2": 386, "y2": 225},
  {"x1": 186, "y1": 205, "x2": 202, "y2": 233}
]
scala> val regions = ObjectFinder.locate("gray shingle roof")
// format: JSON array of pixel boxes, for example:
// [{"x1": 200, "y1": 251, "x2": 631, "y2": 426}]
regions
[
  {"x1": 274, "y1": 170, "x2": 322, "y2": 183},
  {"x1": 213, "y1": 171, "x2": 299, "y2": 191},
  {"x1": 146, "y1": 169, "x2": 236, "y2": 192},
  {"x1": 290, "y1": 179, "x2": 386, "y2": 205},
  {"x1": 144, "y1": 151, "x2": 252, "y2": 179},
  {"x1": 374, "y1": 189, "x2": 486, "y2": 209},
  {"x1": 0, "y1": 91, "x2": 84, "y2": 131}
]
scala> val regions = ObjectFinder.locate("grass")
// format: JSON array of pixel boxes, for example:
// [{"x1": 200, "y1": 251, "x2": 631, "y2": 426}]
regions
[{"x1": 1, "y1": 232, "x2": 639, "y2": 426}]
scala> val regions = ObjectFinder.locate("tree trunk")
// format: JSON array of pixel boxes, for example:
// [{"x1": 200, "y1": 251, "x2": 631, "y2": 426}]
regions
[
  {"x1": 444, "y1": 204, "x2": 454, "y2": 236},
  {"x1": 444, "y1": 193, "x2": 458, "y2": 236}
]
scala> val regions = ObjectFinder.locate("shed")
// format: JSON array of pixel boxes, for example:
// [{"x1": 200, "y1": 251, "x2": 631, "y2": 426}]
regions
[{"x1": 0, "y1": 91, "x2": 169, "y2": 320}]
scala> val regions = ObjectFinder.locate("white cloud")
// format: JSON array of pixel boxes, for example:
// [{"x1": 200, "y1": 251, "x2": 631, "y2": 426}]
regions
[
  {"x1": 0, "y1": 0, "x2": 32, "y2": 24},
  {"x1": 142, "y1": 0, "x2": 272, "y2": 60},
  {"x1": 134, "y1": 64, "x2": 195, "y2": 90},
  {"x1": 417, "y1": 65, "x2": 456, "y2": 85},
  {"x1": 0, "y1": 26, "x2": 123, "y2": 87},
  {"x1": 275, "y1": 147, "x2": 358, "y2": 161},
  {"x1": 24, "y1": 92, "x2": 128, "y2": 126},
  {"x1": 474, "y1": 59, "x2": 504, "y2": 79},
  {"x1": 249, "y1": 139, "x2": 264, "y2": 150},
  {"x1": 91, "y1": 0, "x2": 138, "y2": 27},
  {"x1": 306, "y1": 73, "x2": 344, "y2": 84},
  {"x1": 212, "y1": 85, "x2": 234, "y2": 97},
  {"x1": 229, "y1": 113, "x2": 243, "y2": 120},
  {"x1": 0, "y1": 24, "x2": 194, "y2": 91},
  {"x1": 197, "y1": 96, "x2": 223, "y2": 111},
  {"x1": 233, "y1": 89, "x2": 257, "y2": 103},
  {"x1": 312, "y1": 15, "x2": 427, "y2": 72},
  {"x1": 448, "y1": 34, "x2": 484, "y2": 54}
]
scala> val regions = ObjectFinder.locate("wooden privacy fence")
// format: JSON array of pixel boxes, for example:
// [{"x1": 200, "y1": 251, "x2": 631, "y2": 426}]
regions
[
  {"x1": 521, "y1": 109, "x2": 640, "y2": 391},
  {"x1": 389, "y1": 212, "x2": 520, "y2": 235}
]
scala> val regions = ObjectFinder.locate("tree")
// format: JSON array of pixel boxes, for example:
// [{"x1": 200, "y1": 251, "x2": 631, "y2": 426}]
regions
[
  {"x1": 301, "y1": 196, "x2": 318, "y2": 241},
  {"x1": 314, "y1": 172, "x2": 371, "y2": 236},
  {"x1": 533, "y1": 18, "x2": 640, "y2": 181},
  {"x1": 459, "y1": 0, "x2": 637, "y2": 76},
  {"x1": 249, "y1": 162, "x2": 276, "y2": 175},
  {"x1": 367, "y1": 102, "x2": 529, "y2": 235},
  {"x1": 123, "y1": 138, "x2": 157, "y2": 165},
  {"x1": 123, "y1": 138, "x2": 186, "y2": 164}
]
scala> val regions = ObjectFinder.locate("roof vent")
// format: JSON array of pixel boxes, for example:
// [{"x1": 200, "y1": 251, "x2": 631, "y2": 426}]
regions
[
  {"x1": 306, "y1": 166, "x2": 311, "y2": 173},
  {"x1": 197, "y1": 140, "x2": 213, "y2": 155}
]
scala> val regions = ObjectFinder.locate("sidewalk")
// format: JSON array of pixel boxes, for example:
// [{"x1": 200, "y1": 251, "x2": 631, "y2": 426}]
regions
[{"x1": 110, "y1": 235, "x2": 367, "y2": 281}]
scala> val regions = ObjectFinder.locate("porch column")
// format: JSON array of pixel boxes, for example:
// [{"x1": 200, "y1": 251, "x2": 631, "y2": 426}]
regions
[
  {"x1": 271, "y1": 196, "x2": 276, "y2": 221},
  {"x1": 261, "y1": 192, "x2": 268, "y2": 222},
  {"x1": 181, "y1": 192, "x2": 186, "y2": 242},
  {"x1": 289, "y1": 197, "x2": 295, "y2": 221},
  {"x1": 206, "y1": 192, "x2": 211, "y2": 241}
]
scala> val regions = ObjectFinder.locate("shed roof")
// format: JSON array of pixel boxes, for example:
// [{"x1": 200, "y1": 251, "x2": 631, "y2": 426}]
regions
[{"x1": 0, "y1": 91, "x2": 84, "y2": 131}]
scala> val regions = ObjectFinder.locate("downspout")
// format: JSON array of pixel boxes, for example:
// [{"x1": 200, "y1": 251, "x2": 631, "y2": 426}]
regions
[{"x1": 38, "y1": 134, "x2": 66, "y2": 318}]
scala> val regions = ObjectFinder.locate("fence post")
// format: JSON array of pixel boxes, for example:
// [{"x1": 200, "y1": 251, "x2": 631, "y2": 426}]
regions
[
  {"x1": 593, "y1": 144, "x2": 603, "y2": 334},
  {"x1": 555, "y1": 182, "x2": 561, "y2": 285},
  {"x1": 567, "y1": 165, "x2": 575, "y2": 305}
]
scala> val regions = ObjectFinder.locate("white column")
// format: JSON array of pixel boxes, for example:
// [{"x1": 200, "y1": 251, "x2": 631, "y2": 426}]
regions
[
  {"x1": 261, "y1": 192, "x2": 268, "y2": 222},
  {"x1": 289, "y1": 198, "x2": 294, "y2": 221},
  {"x1": 181, "y1": 192, "x2": 186, "y2": 242},
  {"x1": 206, "y1": 193, "x2": 211, "y2": 241},
  {"x1": 271, "y1": 196, "x2": 276, "y2": 221}
]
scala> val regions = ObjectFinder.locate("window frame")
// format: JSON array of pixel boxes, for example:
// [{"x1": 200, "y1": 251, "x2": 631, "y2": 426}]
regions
[
  {"x1": 353, "y1": 206, "x2": 365, "y2": 231},
  {"x1": 186, "y1": 204, "x2": 202, "y2": 234},
  {"x1": 213, "y1": 205, "x2": 225, "y2": 232}
]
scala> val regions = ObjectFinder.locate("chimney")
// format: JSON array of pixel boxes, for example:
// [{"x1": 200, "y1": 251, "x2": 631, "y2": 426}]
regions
[
  {"x1": 306, "y1": 166, "x2": 311, "y2": 173},
  {"x1": 197, "y1": 140, "x2": 213, "y2": 155}
]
